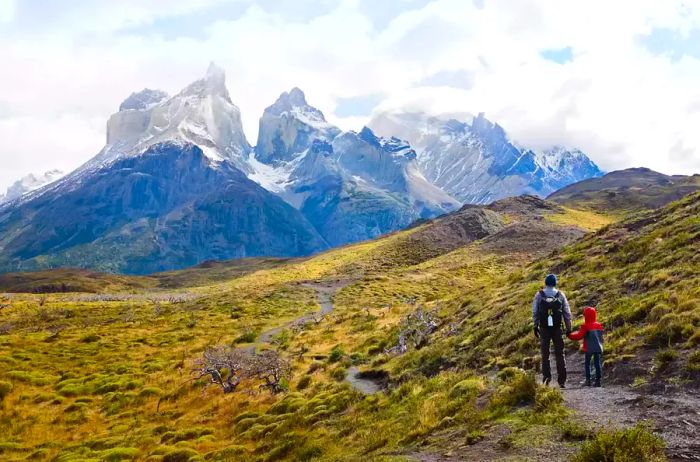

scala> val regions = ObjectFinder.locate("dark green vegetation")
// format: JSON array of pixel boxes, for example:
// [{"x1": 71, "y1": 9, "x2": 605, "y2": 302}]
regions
[
  {"x1": 0, "y1": 143, "x2": 327, "y2": 275},
  {"x1": 574, "y1": 423, "x2": 666, "y2": 462},
  {"x1": 548, "y1": 167, "x2": 700, "y2": 214},
  {"x1": 1, "y1": 191, "x2": 697, "y2": 461},
  {"x1": 0, "y1": 258, "x2": 293, "y2": 293}
]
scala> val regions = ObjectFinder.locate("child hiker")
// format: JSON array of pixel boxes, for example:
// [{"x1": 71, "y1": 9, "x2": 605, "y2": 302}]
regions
[{"x1": 567, "y1": 306, "x2": 604, "y2": 387}]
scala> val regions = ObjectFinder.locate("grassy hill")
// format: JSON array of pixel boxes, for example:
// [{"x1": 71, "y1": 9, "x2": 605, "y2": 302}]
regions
[
  {"x1": 0, "y1": 258, "x2": 294, "y2": 293},
  {"x1": 547, "y1": 167, "x2": 700, "y2": 215},
  {"x1": 0, "y1": 193, "x2": 696, "y2": 461}
]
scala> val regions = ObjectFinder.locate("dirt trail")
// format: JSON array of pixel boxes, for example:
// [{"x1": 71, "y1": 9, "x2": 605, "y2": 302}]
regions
[
  {"x1": 408, "y1": 354, "x2": 700, "y2": 462},
  {"x1": 563, "y1": 355, "x2": 700, "y2": 461},
  {"x1": 258, "y1": 281, "x2": 342, "y2": 344},
  {"x1": 245, "y1": 280, "x2": 384, "y2": 394}
]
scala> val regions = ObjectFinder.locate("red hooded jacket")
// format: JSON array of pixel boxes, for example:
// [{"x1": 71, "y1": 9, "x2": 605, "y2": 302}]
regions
[{"x1": 567, "y1": 306, "x2": 604, "y2": 353}]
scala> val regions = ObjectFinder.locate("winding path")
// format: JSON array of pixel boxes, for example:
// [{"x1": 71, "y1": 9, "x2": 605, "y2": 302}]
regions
[{"x1": 253, "y1": 280, "x2": 384, "y2": 395}]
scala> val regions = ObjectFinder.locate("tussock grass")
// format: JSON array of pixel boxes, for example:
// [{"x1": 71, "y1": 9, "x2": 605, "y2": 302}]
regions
[{"x1": 1, "y1": 193, "x2": 698, "y2": 459}]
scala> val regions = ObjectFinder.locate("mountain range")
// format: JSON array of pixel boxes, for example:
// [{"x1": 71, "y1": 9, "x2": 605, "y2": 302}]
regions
[
  {"x1": 0, "y1": 169, "x2": 63, "y2": 204},
  {"x1": 0, "y1": 64, "x2": 603, "y2": 274}
]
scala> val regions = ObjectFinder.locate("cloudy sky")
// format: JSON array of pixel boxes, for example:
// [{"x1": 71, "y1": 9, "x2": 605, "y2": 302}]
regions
[{"x1": 1, "y1": 0, "x2": 700, "y2": 191}]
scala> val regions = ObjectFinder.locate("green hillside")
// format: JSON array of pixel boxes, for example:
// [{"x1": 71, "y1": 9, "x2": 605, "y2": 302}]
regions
[
  {"x1": 1, "y1": 193, "x2": 697, "y2": 461},
  {"x1": 548, "y1": 167, "x2": 700, "y2": 215}
]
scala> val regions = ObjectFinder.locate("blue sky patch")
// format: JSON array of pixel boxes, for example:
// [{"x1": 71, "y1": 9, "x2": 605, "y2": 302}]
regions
[
  {"x1": 638, "y1": 27, "x2": 700, "y2": 62},
  {"x1": 335, "y1": 94, "x2": 384, "y2": 117},
  {"x1": 540, "y1": 46, "x2": 573, "y2": 64},
  {"x1": 419, "y1": 69, "x2": 474, "y2": 89}
]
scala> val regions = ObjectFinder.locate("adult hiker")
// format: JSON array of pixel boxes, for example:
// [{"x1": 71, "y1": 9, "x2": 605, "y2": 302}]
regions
[{"x1": 532, "y1": 274, "x2": 572, "y2": 388}]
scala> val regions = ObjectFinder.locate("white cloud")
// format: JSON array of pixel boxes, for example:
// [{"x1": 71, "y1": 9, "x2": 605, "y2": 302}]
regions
[
  {"x1": 1, "y1": 0, "x2": 700, "y2": 191},
  {"x1": 0, "y1": 0, "x2": 14, "y2": 22}
]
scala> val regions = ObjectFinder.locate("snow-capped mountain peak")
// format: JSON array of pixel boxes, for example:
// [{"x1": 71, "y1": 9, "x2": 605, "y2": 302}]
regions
[
  {"x1": 267, "y1": 87, "x2": 309, "y2": 114},
  {"x1": 119, "y1": 89, "x2": 169, "y2": 111},
  {"x1": 0, "y1": 169, "x2": 64, "y2": 204},
  {"x1": 178, "y1": 62, "x2": 232, "y2": 102},
  {"x1": 368, "y1": 110, "x2": 603, "y2": 203},
  {"x1": 255, "y1": 88, "x2": 340, "y2": 165},
  {"x1": 93, "y1": 63, "x2": 251, "y2": 172}
]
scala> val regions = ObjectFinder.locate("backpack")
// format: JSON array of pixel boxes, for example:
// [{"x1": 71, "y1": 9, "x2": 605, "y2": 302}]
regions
[{"x1": 537, "y1": 290, "x2": 564, "y2": 328}]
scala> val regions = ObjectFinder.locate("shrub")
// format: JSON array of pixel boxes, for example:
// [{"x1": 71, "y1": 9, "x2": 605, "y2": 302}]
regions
[
  {"x1": 687, "y1": 350, "x2": 700, "y2": 372},
  {"x1": 7, "y1": 370, "x2": 53, "y2": 386},
  {"x1": 138, "y1": 387, "x2": 163, "y2": 397},
  {"x1": 330, "y1": 366, "x2": 347, "y2": 382},
  {"x1": 559, "y1": 420, "x2": 593, "y2": 441},
  {"x1": 161, "y1": 427, "x2": 214, "y2": 443},
  {"x1": 646, "y1": 314, "x2": 690, "y2": 346},
  {"x1": 535, "y1": 385, "x2": 564, "y2": 412},
  {"x1": 307, "y1": 361, "x2": 323, "y2": 374},
  {"x1": 328, "y1": 346, "x2": 345, "y2": 363},
  {"x1": 99, "y1": 447, "x2": 140, "y2": 461},
  {"x1": 233, "y1": 328, "x2": 258, "y2": 344},
  {"x1": 162, "y1": 448, "x2": 200, "y2": 462},
  {"x1": 654, "y1": 349, "x2": 678, "y2": 369},
  {"x1": 0, "y1": 381, "x2": 12, "y2": 401},
  {"x1": 448, "y1": 378, "x2": 484, "y2": 400},
  {"x1": 296, "y1": 375, "x2": 311, "y2": 390},
  {"x1": 490, "y1": 368, "x2": 537, "y2": 409},
  {"x1": 574, "y1": 423, "x2": 666, "y2": 462},
  {"x1": 205, "y1": 446, "x2": 248, "y2": 460}
]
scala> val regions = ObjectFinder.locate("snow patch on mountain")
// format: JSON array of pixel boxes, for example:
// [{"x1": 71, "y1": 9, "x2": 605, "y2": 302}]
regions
[
  {"x1": 90, "y1": 62, "x2": 251, "y2": 173},
  {"x1": 255, "y1": 88, "x2": 340, "y2": 165},
  {"x1": 368, "y1": 111, "x2": 603, "y2": 203},
  {"x1": 0, "y1": 169, "x2": 64, "y2": 204}
]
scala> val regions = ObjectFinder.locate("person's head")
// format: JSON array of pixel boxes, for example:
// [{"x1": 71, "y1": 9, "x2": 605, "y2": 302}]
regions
[
  {"x1": 544, "y1": 274, "x2": 557, "y2": 287},
  {"x1": 583, "y1": 306, "x2": 597, "y2": 323}
]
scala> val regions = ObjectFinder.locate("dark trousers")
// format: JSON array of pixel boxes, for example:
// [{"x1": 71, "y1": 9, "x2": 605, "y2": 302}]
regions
[
  {"x1": 540, "y1": 327, "x2": 566, "y2": 385},
  {"x1": 585, "y1": 352, "x2": 602, "y2": 383}
]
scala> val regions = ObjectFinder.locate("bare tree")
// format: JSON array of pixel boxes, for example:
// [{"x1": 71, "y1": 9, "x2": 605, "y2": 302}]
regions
[
  {"x1": 192, "y1": 346, "x2": 247, "y2": 393},
  {"x1": 192, "y1": 346, "x2": 293, "y2": 395},
  {"x1": 247, "y1": 350, "x2": 292, "y2": 394},
  {"x1": 385, "y1": 307, "x2": 439, "y2": 355}
]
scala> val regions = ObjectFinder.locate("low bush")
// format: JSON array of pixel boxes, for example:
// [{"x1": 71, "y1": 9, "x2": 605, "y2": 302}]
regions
[
  {"x1": 296, "y1": 375, "x2": 311, "y2": 390},
  {"x1": 328, "y1": 345, "x2": 345, "y2": 363},
  {"x1": 99, "y1": 447, "x2": 140, "y2": 461},
  {"x1": 574, "y1": 423, "x2": 666, "y2": 462},
  {"x1": 490, "y1": 368, "x2": 537, "y2": 410},
  {"x1": 0, "y1": 381, "x2": 12, "y2": 401},
  {"x1": 535, "y1": 385, "x2": 564, "y2": 412},
  {"x1": 448, "y1": 378, "x2": 484, "y2": 400},
  {"x1": 162, "y1": 448, "x2": 200, "y2": 462},
  {"x1": 330, "y1": 366, "x2": 347, "y2": 382},
  {"x1": 654, "y1": 349, "x2": 678, "y2": 369}
]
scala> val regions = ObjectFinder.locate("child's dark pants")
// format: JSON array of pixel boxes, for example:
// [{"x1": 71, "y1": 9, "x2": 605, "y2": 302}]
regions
[{"x1": 584, "y1": 352, "x2": 602, "y2": 383}]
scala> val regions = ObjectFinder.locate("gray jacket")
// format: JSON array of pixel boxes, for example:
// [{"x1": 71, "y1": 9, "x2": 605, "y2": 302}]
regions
[{"x1": 532, "y1": 287, "x2": 572, "y2": 331}]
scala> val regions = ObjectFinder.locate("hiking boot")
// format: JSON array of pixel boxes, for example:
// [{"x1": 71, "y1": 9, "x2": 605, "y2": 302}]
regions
[
  {"x1": 593, "y1": 380, "x2": 601, "y2": 388},
  {"x1": 559, "y1": 383, "x2": 566, "y2": 389},
  {"x1": 543, "y1": 377, "x2": 551, "y2": 386},
  {"x1": 582, "y1": 380, "x2": 592, "y2": 387}
]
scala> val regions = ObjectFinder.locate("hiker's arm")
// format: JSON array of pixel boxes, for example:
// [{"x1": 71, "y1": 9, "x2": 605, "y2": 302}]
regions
[
  {"x1": 568, "y1": 325, "x2": 586, "y2": 341},
  {"x1": 561, "y1": 293, "x2": 572, "y2": 332},
  {"x1": 532, "y1": 292, "x2": 540, "y2": 325}
]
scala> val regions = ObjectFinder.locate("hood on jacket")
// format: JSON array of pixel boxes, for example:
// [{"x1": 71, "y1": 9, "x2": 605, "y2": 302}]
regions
[{"x1": 583, "y1": 306, "x2": 597, "y2": 324}]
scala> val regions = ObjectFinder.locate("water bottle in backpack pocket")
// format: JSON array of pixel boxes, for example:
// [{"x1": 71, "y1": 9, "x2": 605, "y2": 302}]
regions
[{"x1": 538, "y1": 290, "x2": 563, "y2": 328}]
